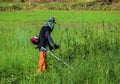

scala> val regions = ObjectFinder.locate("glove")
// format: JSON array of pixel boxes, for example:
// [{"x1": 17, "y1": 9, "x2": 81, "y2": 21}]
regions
[
  {"x1": 49, "y1": 46, "x2": 54, "y2": 50},
  {"x1": 54, "y1": 44, "x2": 59, "y2": 49}
]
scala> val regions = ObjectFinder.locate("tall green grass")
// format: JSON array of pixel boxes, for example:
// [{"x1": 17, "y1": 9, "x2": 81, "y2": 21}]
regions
[{"x1": 0, "y1": 10, "x2": 120, "y2": 84}]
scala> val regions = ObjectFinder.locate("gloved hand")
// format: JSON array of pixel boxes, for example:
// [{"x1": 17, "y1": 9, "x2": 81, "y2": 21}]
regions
[
  {"x1": 49, "y1": 46, "x2": 54, "y2": 50},
  {"x1": 54, "y1": 44, "x2": 59, "y2": 49}
]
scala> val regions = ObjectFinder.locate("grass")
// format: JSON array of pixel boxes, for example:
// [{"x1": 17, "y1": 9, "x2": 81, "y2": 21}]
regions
[
  {"x1": 0, "y1": 10, "x2": 120, "y2": 84},
  {"x1": 0, "y1": 10, "x2": 120, "y2": 24}
]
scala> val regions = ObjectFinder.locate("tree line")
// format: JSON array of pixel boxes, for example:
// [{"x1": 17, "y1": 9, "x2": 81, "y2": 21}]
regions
[{"x1": 1, "y1": 0, "x2": 119, "y2": 3}]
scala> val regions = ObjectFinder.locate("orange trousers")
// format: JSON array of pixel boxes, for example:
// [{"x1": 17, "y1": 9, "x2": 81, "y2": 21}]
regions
[{"x1": 37, "y1": 52, "x2": 47, "y2": 74}]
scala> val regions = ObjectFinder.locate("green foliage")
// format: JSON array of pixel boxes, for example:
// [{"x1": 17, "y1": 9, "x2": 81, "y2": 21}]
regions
[
  {"x1": 0, "y1": 1, "x2": 120, "y2": 11},
  {"x1": 0, "y1": 2, "x2": 24, "y2": 11},
  {"x1": 0, "y1": 10, "x2": 120, "y2": 84}
]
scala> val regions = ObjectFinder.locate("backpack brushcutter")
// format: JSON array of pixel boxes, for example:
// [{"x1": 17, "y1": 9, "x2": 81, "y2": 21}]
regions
[{"x1": 30, "y1": 37, "x2": 73, "y2": 69}]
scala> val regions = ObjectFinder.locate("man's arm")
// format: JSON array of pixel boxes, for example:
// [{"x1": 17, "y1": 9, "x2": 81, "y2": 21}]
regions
[
  {"x1": 46, "y1": 31, "x2": 59, "y2": 49},
  {"x1": 46, "y1": 31, "x2": 55, "y2": 46}
]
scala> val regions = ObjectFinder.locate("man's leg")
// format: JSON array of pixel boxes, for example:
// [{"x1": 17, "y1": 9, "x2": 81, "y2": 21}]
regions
[
  {"x1": 42, "y1": 52, "x2": 47, "y2": 70},
  {"x1": 37, "y1": 51, "x2": 46, "y2": 74}
]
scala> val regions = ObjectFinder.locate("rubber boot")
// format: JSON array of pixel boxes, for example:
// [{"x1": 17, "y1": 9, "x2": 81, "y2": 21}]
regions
[
  {"x1": 42, "y1": 52, "x2": 47, "y2": 70},
  {"x1": 37, "y1": 52, "x2": 46, "y2": 74}
]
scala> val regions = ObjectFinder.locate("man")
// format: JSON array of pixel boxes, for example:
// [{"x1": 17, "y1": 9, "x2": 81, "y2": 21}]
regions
[{"x1": 36, "y1": 17, "x2": 59, "y2": 74}]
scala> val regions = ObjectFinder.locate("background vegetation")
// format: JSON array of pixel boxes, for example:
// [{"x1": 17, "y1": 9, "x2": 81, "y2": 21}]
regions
[
  {"x1": 0, "y1": 0, "x2": 120, "y2": 11},
  {"x1": 0, "y1": 10, "x2": 120, "y2": 84}
]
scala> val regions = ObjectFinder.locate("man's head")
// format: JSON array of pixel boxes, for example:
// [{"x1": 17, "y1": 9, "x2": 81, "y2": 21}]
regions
[
  {"x1": 47, "y1": 17, "x2": 56, "y2": 24},
  {"x1": 44, "y1": 17, "x2": 56, "y2": 31}
]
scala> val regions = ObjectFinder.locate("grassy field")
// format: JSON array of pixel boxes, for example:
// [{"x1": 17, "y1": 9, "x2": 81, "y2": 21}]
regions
[{"x1": 0, "y1": 10, "x2": 120, "y2": 84}]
